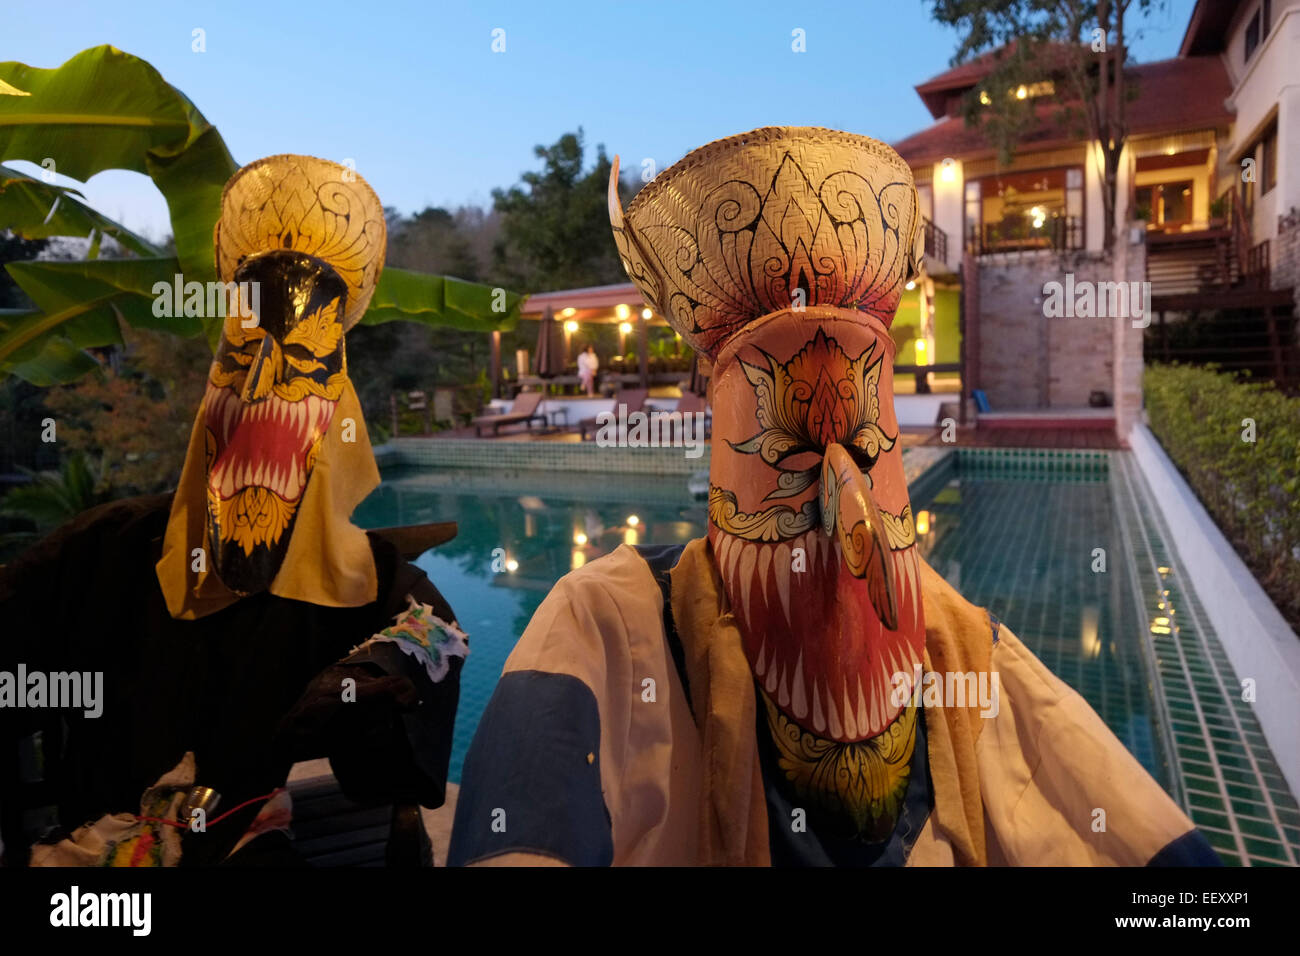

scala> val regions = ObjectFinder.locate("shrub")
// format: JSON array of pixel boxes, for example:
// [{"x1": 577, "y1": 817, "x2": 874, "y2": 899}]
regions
[{"x1": 1144, "y1": 364, "x2": 1300, "y2": 633}]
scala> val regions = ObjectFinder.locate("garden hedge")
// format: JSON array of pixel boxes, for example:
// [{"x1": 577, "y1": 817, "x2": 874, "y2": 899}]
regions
[{"x1": 1144, "y1": 364, "x2": 1300, "y2": 633}]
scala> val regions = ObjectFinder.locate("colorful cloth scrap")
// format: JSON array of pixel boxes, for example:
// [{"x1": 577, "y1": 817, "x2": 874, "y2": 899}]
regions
[{"x1": 353, "y1": 594, "x2": 469, "y2": 685}]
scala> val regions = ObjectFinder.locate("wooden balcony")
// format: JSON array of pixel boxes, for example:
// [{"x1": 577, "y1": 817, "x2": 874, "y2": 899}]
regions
[
  {"x1": 922, "y1": 216, "x2": 947, "y2": 264},
  {"x1": 966, "y1": 216, "x2": 1084, "y2": 256}
]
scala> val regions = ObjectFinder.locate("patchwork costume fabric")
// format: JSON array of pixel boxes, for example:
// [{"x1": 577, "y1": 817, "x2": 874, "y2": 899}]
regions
[
  {"x1": 0, "y1": 157, "x2": 465, "y2": 866},
  {"x1": 449, "y1": 128, "x2": 1217, "y2": 867}
]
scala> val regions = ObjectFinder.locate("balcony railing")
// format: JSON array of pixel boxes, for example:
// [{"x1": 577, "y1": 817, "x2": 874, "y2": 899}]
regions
[
  {"x1": 921, "y1": 216, "x2": 947, "y2": 264},
  {"x1": 966, "y1": 216, "x2": 1084, "y2": 256}
]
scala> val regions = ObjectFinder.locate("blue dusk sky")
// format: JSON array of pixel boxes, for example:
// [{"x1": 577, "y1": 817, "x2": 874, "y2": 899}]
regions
[{"x1": 3, "y1": 0, "x2": 1197, "y2": 241}]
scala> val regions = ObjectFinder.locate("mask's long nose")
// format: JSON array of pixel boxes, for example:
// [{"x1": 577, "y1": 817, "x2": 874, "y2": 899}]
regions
[
  {"x1": 241, "y1": 333, "x2": 278, "y2": 403},
  {"x1": 820, "y1": 442, "x2": 899, "y2": 630}
]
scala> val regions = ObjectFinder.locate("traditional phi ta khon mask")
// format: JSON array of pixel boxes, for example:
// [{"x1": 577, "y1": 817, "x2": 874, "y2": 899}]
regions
[
  {"x1": 156, "y1": 155, "x2": 388, "y2": 615},
  {"x1": 610, "y1": 127, "x2": 928, "y2": 746}
]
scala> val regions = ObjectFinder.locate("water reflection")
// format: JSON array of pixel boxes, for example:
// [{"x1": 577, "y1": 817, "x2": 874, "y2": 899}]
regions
[{"x1": 354, "y1": 466, "x2": 708, "y2": 780}]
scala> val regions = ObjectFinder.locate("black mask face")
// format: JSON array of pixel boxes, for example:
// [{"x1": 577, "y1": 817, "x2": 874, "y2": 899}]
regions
[{"x1": 201, "y1": 249, "x2": 349, "y2": 594}]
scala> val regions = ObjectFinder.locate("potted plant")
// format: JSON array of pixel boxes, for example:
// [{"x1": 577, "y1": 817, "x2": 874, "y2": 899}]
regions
[{"x1": 1209, "y1": 196, "x2": 1228, "y2": 228}]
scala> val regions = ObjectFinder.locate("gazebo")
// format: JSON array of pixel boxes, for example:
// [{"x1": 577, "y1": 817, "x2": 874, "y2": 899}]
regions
[{"x1": 490, "y1": 282, "x2": 686, "y2": 395}]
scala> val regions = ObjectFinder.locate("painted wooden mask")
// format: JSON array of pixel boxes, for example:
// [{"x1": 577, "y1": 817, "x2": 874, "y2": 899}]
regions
[
  {"x1": 610, "y1": 127, "x2": 928, "y2": 743},
  {"x1": 203, "y1": 155, "x2": 385, "y2": 595}
]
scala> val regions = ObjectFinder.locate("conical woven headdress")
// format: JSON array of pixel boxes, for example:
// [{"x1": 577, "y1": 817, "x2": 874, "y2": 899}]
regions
[
  {"x1": 215, "y1": 154, "x2": 386, "y2": 331},
  {"x1": 608, "y1": 126, "x2": 926, "y2": 358}
]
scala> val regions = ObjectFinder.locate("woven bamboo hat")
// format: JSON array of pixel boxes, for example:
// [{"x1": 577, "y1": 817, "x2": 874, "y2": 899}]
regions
[
  {"x1": 609, "y1": 127, "x2": 925, "y2": 358},
  {"x1": 214, "y1": 155, "x2": 386, "y2": 331}
]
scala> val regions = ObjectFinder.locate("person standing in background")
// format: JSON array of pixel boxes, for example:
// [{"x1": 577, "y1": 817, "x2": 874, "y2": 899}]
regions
[{"x1": 577, "y1": 344, "x2": 599, "y2": 396}]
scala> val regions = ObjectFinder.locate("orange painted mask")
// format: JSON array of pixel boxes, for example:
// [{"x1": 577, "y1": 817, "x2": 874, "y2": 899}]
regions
[{"x1": 610, "y1": 128, "x2": 927, "y2": 743}]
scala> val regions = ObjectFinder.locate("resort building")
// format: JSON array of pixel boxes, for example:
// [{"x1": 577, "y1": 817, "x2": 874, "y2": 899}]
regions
[{"x1": 891, "y1": 0, "x2": 1300, "y2": 441}]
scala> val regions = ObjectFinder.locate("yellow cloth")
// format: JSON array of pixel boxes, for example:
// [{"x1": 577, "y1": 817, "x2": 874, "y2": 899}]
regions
[{"x1": 155, "y1": 378, "x2": 379, "y2": 620}]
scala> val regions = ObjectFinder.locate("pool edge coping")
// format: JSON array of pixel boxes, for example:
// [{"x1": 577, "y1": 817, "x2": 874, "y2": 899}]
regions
[{"x1": 1129, "y1": 422, "x2": 1300, "y2": 802}]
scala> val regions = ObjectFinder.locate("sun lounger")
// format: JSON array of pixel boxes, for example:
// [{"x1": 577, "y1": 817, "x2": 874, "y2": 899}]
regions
[
  {"x1": 676, "y1": 391, "x2": 712, "y2": 437},
  {"x1": 578, "y1": 388, "x2": 649, "y2": 440},
  {"x1": 472, "y1": 390, "x2": 547, "y2": 437}
]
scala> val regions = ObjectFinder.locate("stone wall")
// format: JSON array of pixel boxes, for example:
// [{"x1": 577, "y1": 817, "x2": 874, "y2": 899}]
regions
[{"x1": 974, "y1": 248, "x2": 1142, "y2": 411}]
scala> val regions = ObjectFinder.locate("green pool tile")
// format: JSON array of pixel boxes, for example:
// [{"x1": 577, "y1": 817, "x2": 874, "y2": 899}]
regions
[
  {"x1": 1190, "y1": 807, "x2": 1233, "y2": 831},
  {"x1": 1112, "y1": 453, "x2": 1300, "y2": 866},
  {"x1": 1187, "y1": 790, "x2": 1228, "y2": 812},
  {"x1": 1235, "y1": 815, "x2": 1287, "y2": 840},
  {"x1": 1241, "y1": 837, "x2": 1291, "y2": 864},
  {"x1": 1225, "y1": 781, "x2": 1268, "y2": 805}
]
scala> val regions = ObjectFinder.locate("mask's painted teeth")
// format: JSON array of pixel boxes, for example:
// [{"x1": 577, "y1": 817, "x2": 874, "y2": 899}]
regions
[
  {"x1": 812, "y1": 681, "x2": 825, "y2": 734},
  {"x1": 841, "y1": 683, "x2": 858, "y2": 739},
  {"x1": 825, "y1": 682, "x2": 842, "y2": 739},
  {"x1": 856, "y1": 677, "x2": 869, "y2": 739},
  {"x1": 737, "y1": 542, "x2": 756, "y2": 632},
  {"x1": 773, "y1": 542, "x2": 792, "y2": 627},
  {"x1": 765, "y1": 659, "x2": 780, "y2": 697},
  {"x1": 790, "y1": 652, "x2": 808, "y2": 720}
]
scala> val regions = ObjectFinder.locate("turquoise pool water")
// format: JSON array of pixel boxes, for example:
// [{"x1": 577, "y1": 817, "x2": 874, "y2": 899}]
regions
[
  {"x1": 354, "y1": 466, "x2": 709, "y2": 781},
  {"x1": 355, "y1": 456, "x2": 1169, "y2": 788},
  {"x1": 909, "y1": 456, "x2": 1170, "y2": 790}
]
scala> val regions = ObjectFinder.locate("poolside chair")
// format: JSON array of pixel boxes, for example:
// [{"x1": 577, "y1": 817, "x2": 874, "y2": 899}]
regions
[
  {"x1": 578, "y1": 388, "x2": 648, "y2": 441},
  {"x1": 472, "y1": 389, "x2": 547, "y2": 437},
  {"x1": 676, "y1": 391, "x2": 712, "y2": 437}
]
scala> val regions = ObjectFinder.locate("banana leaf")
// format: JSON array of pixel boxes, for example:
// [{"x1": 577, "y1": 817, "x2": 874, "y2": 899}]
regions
[
  {"x1": 363, "y1": 268, "x2": 523, "y2": 332},
  {"x1": 0, "y1": 317, "x2": 101, "y2": 385},
  {"x1": 0, "y1": 257, "x2": 203, "y2": 375},
  {"x1": 0, "y1": 163, "x2": 162, "y2": 256},
  {"x1": 0, "y1": 46, "x2": 235, "y2": 279}
]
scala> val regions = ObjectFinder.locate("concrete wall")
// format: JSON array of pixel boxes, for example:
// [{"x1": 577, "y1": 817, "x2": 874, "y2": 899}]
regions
[
  {"x1": 931, "y1": 158, "x2": 966, "y2": 266},
  {"x1": 1225, "y1": 1, "x2": 1300, "y2": 242}
]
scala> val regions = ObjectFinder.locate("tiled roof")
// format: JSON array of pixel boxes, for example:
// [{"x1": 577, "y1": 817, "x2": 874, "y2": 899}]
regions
[
  {"x1": 894, "y1": 55, "x2": 1234, "y2": 167},
  {"x1": 914, "y1": 42, "x2": 1080, "y2": 118}
]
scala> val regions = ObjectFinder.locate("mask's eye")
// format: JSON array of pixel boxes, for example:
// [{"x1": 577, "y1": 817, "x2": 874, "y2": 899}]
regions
[
  {"x1": 222, "y1": 307, "x2": 266, "y2": 349},
  {"x1": 209, "y1": 313, "x2": 266, "y2": 389}
]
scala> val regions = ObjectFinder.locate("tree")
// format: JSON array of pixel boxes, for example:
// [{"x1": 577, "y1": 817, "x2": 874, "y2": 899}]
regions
[
  {"x1": 930, "y1": 0, "x2": 1165, "y2": 251},
  {"x1": 40, "y1": 322, "x2": 210, "y2": 494},
  {"x1": 492, "y1": 129, "x2": 633, "y2": 291}
]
